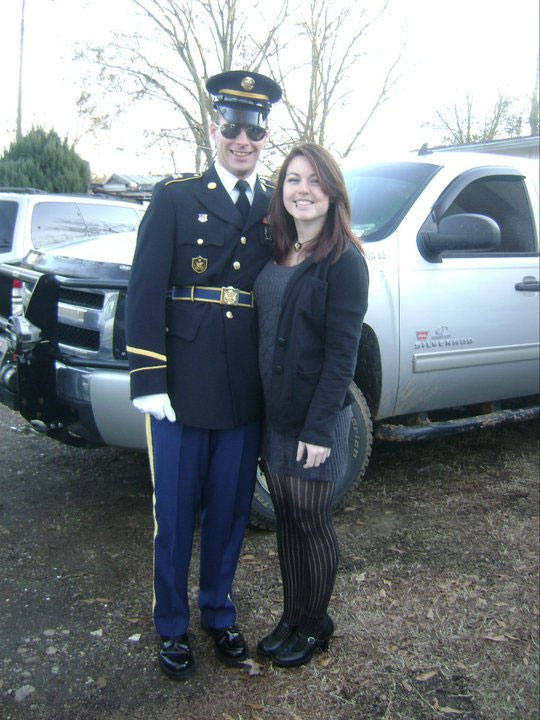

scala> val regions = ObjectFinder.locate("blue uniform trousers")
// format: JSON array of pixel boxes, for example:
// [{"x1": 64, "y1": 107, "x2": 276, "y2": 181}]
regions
[{"x1": 147, "y1": 417, "x2": 260, "y2": 638}]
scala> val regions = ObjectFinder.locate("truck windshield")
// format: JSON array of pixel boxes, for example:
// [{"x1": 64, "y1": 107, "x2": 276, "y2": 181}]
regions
[
  {"x1": 31, "y1": 202, "x2": 142, "y2": 250},
  {"x1": 344, "y1": 162, "x2": 441, "y2": 242}
]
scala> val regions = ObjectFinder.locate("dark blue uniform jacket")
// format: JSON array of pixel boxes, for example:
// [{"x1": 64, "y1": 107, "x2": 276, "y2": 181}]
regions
[
  {"x1": 263, "y1": 243, "x2": 369, "y2": 448},
  {"x1": 126, "y1": 164, "x2": 273, "y2": 429}
]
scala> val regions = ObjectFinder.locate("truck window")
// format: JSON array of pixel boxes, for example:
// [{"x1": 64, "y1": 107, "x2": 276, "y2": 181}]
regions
[
  {"x1": 0, "y1": 201, "x2": 18, "y2": 252},
  {"x1": 78, "y1": 204, "x2": 142, "y2": 235},
  {"x1": 344, "y1": 162, "x2": 441, "y2": 242},
  {"x1": 443, "y1": 176, "x2": 537, "y2": 254},
  {"x1": 31, "y1": 202, "x2": 87, "y2": 250}
]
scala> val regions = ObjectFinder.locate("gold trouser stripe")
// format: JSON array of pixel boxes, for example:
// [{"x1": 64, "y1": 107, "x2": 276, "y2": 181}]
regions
[
  {"x1": 127, "y1": 345, "x2": 167, "y2": 362},
  {"x1": 145, "y1": 415, "x2": 158, "y2": 619},
  {"x1": 129, "y1": 365, "x2": 167, "y2": 374}
]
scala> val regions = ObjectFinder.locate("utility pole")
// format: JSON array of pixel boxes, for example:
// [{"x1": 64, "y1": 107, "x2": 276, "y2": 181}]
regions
[
  {"x1": 17, "y1": 0, "x2": 26, "y2": 140},
  {"x1": 529, "y1": 52, "x2": 539, "y2": 136}
]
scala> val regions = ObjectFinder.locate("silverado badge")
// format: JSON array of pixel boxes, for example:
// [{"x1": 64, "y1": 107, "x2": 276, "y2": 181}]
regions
[{"x1": 192, "y1": 256, "x2": 208, "y2": 273}]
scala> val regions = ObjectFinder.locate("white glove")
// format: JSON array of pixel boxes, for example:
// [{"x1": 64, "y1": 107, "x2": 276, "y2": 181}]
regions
[{"x1": 133, "y1": 393, "x2": 176, "y2": 422}]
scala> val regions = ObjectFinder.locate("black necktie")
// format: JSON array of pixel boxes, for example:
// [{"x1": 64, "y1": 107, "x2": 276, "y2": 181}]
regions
[{"x1": 235, "y1": 180, "x2": 250, "y2": 224}]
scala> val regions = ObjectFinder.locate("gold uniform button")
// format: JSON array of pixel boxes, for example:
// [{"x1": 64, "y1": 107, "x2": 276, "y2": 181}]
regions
[
  {"x1": 197, "y1": 238, "x2": 204, "y2": 245},
  {"x1": 207, "y1": 182, "x2": 217, "y2": 189},
  {"x1": 225, "y1": 311, "x2": 234, "y2": 319},
  {"x1": 233, "y1": 261, "x2": 241, "y2": 270},
  {"x1": 240, "y1": 236, "x2": 247, "y2": 245}
]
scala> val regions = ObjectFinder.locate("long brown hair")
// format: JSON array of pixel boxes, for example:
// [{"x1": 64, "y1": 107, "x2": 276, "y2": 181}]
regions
[{"x1": 269, "y1": 142, "x2": 362, "y2": 263}]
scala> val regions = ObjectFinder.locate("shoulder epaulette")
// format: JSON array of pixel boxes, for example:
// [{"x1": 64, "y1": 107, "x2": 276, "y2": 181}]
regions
[{"x1": 165, "y1": 173, "x2": 202, "y2": 185}]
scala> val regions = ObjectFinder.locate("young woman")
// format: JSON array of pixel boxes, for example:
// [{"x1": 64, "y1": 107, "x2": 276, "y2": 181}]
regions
[{"x1": 253, "y1": 143, "x2": 369, "y2": 667}]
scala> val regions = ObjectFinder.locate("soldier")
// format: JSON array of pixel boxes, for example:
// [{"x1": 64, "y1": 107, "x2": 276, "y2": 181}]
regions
[{"x1": 125, "y1": 70, "x2": 282, "y2": 679}]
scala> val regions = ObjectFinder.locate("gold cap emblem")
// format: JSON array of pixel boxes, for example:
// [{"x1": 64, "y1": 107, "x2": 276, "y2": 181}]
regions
[{"x1": 241, "y1": 76, "x2": 255, "y2": 91}]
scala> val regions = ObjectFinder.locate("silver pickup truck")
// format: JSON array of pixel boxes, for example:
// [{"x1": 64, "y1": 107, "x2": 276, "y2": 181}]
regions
[{"x1": 0, "y1": 150, "x2": 538, "y2": 527}]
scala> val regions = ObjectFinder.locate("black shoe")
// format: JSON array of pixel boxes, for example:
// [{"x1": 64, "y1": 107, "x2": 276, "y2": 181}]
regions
[
  {"x1": 158, "y1": 634, "x2": 195, "y2": 680},
  {"x1": 271, "y1": 617, "x2": 334, "y2": 668},
  {"x1": 257, "y1": 620, "x2": 297, "y2": 657},
  {"x1": 201, "y1": 622, "x2": 248, "y2": 666}
]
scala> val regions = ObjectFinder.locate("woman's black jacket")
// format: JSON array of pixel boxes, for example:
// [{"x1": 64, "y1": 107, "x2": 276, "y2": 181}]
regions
[{"x1": 265, "y1": 242, "x2": 369, "y2": 448}]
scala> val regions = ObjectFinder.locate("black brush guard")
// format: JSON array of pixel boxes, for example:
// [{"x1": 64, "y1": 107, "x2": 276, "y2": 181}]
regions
[{"x1": 0, "y1": 262, "x2": 128, "y2": 443}]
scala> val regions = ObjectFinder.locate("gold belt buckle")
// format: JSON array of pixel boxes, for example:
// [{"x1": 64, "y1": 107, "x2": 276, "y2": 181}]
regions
[{"x1": 221, "y1": 286, "x2": 240, "y2": 305}]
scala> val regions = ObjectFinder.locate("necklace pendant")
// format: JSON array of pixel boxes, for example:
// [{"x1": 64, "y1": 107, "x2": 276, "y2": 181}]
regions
[{"x1": 293, "y1": 240, "x2": 302, "y2": 251}]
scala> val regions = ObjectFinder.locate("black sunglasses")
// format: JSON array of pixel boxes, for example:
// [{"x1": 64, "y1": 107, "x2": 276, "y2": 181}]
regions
[{"x1": 216, "y1": 122, "x2": 267, "y2": 142}]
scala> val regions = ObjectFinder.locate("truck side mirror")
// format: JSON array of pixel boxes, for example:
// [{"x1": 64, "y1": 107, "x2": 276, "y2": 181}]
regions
[{"x1": 418, "y1": 213, "x2": 501, "y2": 263}]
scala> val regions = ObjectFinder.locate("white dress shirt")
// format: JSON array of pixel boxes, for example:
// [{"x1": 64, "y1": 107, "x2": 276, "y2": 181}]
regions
[{"x1": 214, "y1": 162, "x2": 256, "y2": 205}]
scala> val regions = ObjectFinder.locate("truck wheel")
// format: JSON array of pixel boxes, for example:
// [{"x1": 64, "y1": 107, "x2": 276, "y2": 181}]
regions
[{"x1": 249, "y1": 384, "x2": 373, "y2": 530}]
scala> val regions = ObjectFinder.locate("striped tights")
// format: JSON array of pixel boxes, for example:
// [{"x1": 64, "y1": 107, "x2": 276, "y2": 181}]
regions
[{"x1": 266, "y1": 469, "x2": 339, "y2": 637}]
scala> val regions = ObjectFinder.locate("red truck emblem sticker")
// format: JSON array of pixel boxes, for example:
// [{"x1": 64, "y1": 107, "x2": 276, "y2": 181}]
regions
[{"x1": 416, "y1": 331, "x2": 429, "y2": 341}]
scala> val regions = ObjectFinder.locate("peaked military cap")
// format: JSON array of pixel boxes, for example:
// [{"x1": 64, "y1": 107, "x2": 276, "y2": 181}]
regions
[{"x1": 206, "y1": 70, "x2": 282, "y2": 124}]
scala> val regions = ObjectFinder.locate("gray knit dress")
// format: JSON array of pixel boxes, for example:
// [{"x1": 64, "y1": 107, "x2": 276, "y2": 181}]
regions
[{"x1": 254, "y1": 259, "x2": 352, "y2": 482}]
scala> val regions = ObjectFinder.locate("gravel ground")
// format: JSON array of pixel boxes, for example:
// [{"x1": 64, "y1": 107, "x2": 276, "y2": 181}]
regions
[{"x1": 0, "y1": 403, "x2": 538, "y2": 720}]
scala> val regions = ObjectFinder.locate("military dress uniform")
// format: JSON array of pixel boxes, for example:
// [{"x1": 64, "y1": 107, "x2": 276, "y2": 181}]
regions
[{"x1": 126, "y1": 164, "x2": 274, "y2": 639}]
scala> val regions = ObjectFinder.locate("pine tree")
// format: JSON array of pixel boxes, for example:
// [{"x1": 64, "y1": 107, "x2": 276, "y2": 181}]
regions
[{"x1": 0, "y1": 127, "x2": 91, "y2": 193}]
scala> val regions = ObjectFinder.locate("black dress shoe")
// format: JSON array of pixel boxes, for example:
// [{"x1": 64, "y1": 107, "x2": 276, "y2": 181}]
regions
[
  {"x1": 257, "y1": 620, "x2": 297, "y2": 657},
  {"x1": 158, "y1": 634, "x2": 195, "y2": 680},
  {"x1": 201, "y1": 623, "x2": 248, "y2": 666},
  {"x1": 271, "y1": 617, "x2": 334, "y2": 668}
]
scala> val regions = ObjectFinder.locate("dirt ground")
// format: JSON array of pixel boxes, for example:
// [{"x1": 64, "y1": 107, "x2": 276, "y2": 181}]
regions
[{"x1": 0, "y1": 404, "x2": 538, "y2": 720}]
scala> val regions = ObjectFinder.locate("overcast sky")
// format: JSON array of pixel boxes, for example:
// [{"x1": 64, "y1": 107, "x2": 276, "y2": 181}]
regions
[{"x1": 1, "y1": 0, "x2": 538, "y2": 177}]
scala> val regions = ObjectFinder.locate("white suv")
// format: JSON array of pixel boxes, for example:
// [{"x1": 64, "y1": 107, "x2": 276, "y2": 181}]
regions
[{"x1": 0, "y1": 189, "x2": 145, "y2": 264}]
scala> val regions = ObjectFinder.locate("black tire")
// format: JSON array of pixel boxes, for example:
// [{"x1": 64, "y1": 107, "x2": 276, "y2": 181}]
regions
[{"x1": 249, "y1": 383, "x2": 373, "y2": 530}]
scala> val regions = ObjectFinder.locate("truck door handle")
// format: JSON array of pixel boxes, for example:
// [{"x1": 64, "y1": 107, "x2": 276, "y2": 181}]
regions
[{"x1": 515, "y1": 276, "x2": 540, "y2": 292}]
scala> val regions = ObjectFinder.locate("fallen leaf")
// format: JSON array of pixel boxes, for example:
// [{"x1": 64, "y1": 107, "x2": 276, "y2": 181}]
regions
[
  {"x1": 81, "y1": 598, "x2": 112, "y2": 604},
  {"x1": 437, "y1": 706, "x2": 465, "y2": 715},
  {"x1": 426, "y1": 608, "x2": 435, "y2": 620},
  {"x1": 319, "y1": 656, "x2": 332, "y2": 667},
  {"x1": 415, "y1": 670, "x2": 437, "y2": 682},
  {"x1": 401, "y1": 680, "x2": 413, "y2": 692},
  {"x1": 96, "y1": 676, "x2": 107, "y2": 688},
  {"x1": 247, "y1": 703, "x2": 263, "y2": 711},
  {"x1": 239, "y1": 659, "x2": 264, "y2": 676},
  {"x1": 479, "y1": 634, "x2": 507, "y2": 642},
  {"x1": 222, "y1": 715, "x2": 235, "y2": 720},
  {"x1": 383, "y1": 579, "x2": 392, "y2": 586}
]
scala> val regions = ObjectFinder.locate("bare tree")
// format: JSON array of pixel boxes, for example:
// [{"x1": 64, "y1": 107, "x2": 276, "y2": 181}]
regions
[
  {"x1": 81, "y1": 0, "x2": 288, "y2": 171},
  {"x1": 268, "y1": 0, "x2": 401, "y2": 159},
  {"x1": 428, "y1": 93, "x2": 527, "y2": 145},
  {"x1": 80, "y1": 0, "x2": 400, "y2": 170},
  {"x1": 71, "y1": 91, "x2": 113, "y2": 150}
]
